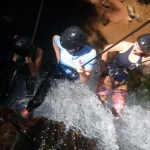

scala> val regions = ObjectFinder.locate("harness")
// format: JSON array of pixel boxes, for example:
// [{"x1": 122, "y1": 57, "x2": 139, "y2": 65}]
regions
[
  {"x1": 108, "y1": 60, "x2": 131, "y2": 86},
  {"x1": 108, "y1": 66, "x2": 129, "y2": 86},
  {"x1": 108, "y1": 59, "x2": 143, "y2": 86},
  {"x1": 55, "y1": 64, "x2": 79, "y2": 81}
]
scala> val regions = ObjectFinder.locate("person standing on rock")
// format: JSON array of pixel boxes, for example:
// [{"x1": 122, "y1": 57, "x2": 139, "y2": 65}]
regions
[
  {"x1": 12, "y1": 35, "x2": 43, "y2": 118},
  {"x1": 96, "y1": 33, "x2": 150, "y2": 118},
  {"x1": 52, "y1": 25, "x2": 96, "y2": 83}
]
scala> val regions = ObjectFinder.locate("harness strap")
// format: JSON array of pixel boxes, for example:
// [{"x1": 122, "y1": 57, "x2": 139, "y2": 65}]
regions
[
  {"x1": 108, "y1": 65, "x2": 129, "y2": 86},
  {"x1": 118, "y1": 77, "x2": 128, "y2": 86},
  {"x1": 56, "y1": 64, "x2": 79, "y2": 81}
]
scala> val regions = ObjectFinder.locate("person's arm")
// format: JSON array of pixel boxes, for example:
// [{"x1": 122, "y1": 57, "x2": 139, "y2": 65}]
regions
[
  {"x1": 100, "y1": 41, "x2": 130, "y2": 74},
  {"x1": 52, "y1": 35, "x2": 60, "y2": 63},
  {"x1": 76, "y1": 49, "x2": 96, "y2": 83},
  {"x1": 26, "y1": 47, "x2": 43, "y2": 75},
  {"x1": 12, "y1": 53, "x2": 18, "y2": 62},
  {"x1": 76, "y1": 66, "x2": 92, "y2": 83}
]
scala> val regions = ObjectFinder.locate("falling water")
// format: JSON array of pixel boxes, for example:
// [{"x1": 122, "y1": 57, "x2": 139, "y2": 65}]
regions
[{"x1": 2, "y1": 63, "x2": 150, "y2": 150}]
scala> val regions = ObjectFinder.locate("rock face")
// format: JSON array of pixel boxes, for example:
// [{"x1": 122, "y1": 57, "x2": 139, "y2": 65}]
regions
[
  {"x1": 0, "y1": 108, "x2": 96, "y2": 150},
  {"x1": 85, "y1": 0, "x2": 150, "y2": 48}
]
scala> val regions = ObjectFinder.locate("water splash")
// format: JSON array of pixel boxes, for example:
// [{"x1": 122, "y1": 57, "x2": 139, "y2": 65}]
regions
[
  {"x1": 115, "y1": 94, "x2": 150, "y2": 150},
  {"x1": 2, "y1": 64, "x2": 150, "y2": 149},
  {"x1": 33, "y1": 64, "x2": 150, "y2": 150},
  {"x1": 33, "y1": 79, "x2": 119, "y2": 149}
]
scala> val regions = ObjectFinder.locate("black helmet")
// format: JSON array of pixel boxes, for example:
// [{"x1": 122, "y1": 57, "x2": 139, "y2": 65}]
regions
[
  {"x1": 60, "y1": 26, "x2": 85, "y2": 50},
  {"x1": 137, "y1": 33, "x2": 150, "y2": 54},
  {"x1": 13, "y1": 36, "x2": 33, "y2": 56}
]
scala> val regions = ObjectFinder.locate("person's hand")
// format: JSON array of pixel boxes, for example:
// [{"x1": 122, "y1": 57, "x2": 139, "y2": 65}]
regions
[
  {"x1": 25, "y1": 57, "x2": 33, "y2": 64},
  {"x1": 76, "y1": 66, "x2": 85, "y2": 74}
]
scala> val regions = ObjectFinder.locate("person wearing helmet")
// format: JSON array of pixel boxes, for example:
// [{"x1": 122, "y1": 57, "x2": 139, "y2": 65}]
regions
[
  {"x1": 96, "y1": 33, "x2": 150, "y2": 119},
  {"x1": 52, "y1": 26, "x2": 96, "y2": 83},
  {"x1": 12, "y1": 35, "x2": 43, "y2": 118},
  {"x1": 12, "y1": 35, "x2": 43, "y2": 75}
]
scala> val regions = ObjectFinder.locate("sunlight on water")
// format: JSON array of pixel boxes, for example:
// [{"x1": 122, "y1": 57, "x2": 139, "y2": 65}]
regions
[
  {"x1": 34, "y1": 79, "x2": 119, "y2": 150},
  {"x1": 33, "y1": 64, "x2": 119, "y2": 149},
  {"x1": 115, "y1": 94, "x2": 150, "y2": 150},
  {"x1": 2, "y1": 63, "x2": 150, "y2": 149},
  {"x1": 33, "y1": 64, "x2": 150, "y2": 150}
]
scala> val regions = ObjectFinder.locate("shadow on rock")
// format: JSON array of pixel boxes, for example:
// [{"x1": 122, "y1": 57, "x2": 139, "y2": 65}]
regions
[{"x1": 137, "y1": 0, "x2": 150, "y2": 5}]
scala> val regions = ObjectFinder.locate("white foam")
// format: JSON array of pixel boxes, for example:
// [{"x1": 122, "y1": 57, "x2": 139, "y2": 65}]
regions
[{"x1": 3, "y1": 63, "x2": 150, "y2": 149}]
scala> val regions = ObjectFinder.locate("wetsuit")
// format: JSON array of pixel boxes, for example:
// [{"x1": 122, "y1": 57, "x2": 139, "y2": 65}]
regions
[
  {"x1": 54, "y1": 36, "x2": 96, "y2": 80},
  {"x1": 96, "y1": 45, "x2": 143, "y2": 117},
  {"x1": 21, "y1": 46, "x2": 45, "y2": 114},
  {"x1": 16, "y1": 47, "x2": 37, "y2": 98}
]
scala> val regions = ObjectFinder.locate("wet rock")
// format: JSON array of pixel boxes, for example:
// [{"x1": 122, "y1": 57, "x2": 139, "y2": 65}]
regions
[
  {"x1": 35, "y1": 120, "x2": 96, "y2": 150},
  {"x1": 0, "y1": 123, "x2": 32, "y2": 150},
  {"x1": 17, "y1": 117, "x2": 48, "y2": 140},
  {"x1": 127, "y1": 5, "x2": 135, "y2": 18},
  {"x1": 0, "y1": 107, "x2": 23, "y2": 127},
  {"x1": 0, "y1": 108, "x2": 96, "y2": 149}
]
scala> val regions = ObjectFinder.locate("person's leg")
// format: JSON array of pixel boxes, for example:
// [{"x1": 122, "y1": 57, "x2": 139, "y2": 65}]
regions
[
  {"x1": 96, "y1": 75, "x2": 114, "y2": 103},
  {"x1": 112, "y1": 84, "x2": 127, "y2": 117},
  {"x1": 21, "y1": 65, "x2": 56, "y2": 118},
  {"x1": 26, "y1": 74, "x2": 36, "y2": 100}
]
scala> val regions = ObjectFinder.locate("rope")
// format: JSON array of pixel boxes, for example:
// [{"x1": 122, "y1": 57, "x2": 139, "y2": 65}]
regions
[
  {"x1": 114, "y1": 59, "x2": 150, "y2": 69},
  {"x1": 31, "y1": 0, "x2": 44, "y2": 44},
  {"x1": 82, "y1": 19, "x2": 150, "y2": 67}
]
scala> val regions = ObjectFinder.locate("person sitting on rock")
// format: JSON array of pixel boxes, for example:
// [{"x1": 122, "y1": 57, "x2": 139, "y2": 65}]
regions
[
  {"x1": 52, "y1": 25, "x2": 96, "y2": 83},
  {"x1": 96, "y1": 33, "x2": 150, "y2": 119}
]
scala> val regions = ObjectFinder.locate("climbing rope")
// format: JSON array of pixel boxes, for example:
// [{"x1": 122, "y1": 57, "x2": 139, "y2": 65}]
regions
[
  {"x1": 82, "y1": 19, "x2": 150, "y2": 67},
  {"x1": 31, "y1": 0, "x2": 44, "y2": 45}
]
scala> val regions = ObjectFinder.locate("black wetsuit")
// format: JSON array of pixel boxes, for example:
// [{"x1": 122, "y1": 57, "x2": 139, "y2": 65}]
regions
[
  {"x1": 25, "y1": 65, "x2": 55, "y2": 112},
  {"x1": 16, "y1": 47, "x2": 37, "y2": 98}
]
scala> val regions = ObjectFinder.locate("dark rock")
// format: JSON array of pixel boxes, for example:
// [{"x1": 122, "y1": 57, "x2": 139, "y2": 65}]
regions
[
  {"x1": 17, "y1": 117, "x2": 48, "y2": 140},
  {"x1": 0, "y1": 99, "x2": 96, "y2": 149},
  {"x1": 0, "y1": 131, "x2": 32, "y2": 150},
  {"x1": 34, "y1": 120, "x2": 96, "y2": 150},
  {"x1": 0, "y1": 107, "x2": 23, "y2": 127}
]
